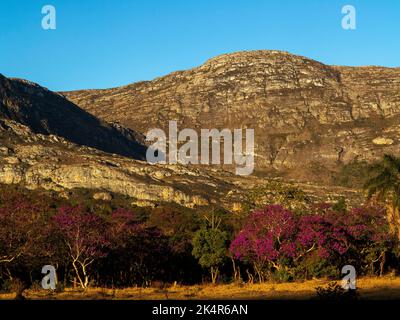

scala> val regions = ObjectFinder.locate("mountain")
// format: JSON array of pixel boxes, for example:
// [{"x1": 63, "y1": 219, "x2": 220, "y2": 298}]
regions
[
  {"x1": 0, "y1": 69, "x2": 362, "y2": 210},
  {"x1": 0, "y1": 74, "x2": 147, "y2": 160},
  {"x1": 63, "y1": 50, "x2": 400, "y2": 184}
]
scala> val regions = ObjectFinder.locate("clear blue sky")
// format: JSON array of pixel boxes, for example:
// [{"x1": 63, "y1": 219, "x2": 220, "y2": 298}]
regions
[{"x1": 1, "y1": 0, "x2": 399, "y2": 91}]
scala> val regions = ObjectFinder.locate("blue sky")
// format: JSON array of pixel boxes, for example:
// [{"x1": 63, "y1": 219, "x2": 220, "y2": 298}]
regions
[{"x1": 1, "y1": 0, "x2": 399, "y2": 91}]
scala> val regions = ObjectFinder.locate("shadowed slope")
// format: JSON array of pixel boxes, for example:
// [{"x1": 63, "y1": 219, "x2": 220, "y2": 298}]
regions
[{"x1": 0, "y1": 74, "x2": 146, "y2": 160}]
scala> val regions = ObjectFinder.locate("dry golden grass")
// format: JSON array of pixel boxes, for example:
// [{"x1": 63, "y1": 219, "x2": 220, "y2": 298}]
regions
[{"x1": 2, "y1": 277, "x2": 400, "y2": 300}]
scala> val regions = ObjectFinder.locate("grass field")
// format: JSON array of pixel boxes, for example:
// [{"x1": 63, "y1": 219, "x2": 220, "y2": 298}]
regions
[{"x1": 2, "y1": 277, "x2": 400, "y2": 300}]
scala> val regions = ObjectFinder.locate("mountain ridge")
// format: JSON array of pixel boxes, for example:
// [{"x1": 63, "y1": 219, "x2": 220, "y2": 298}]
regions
[
  {"x1": 62, "y1": 50, "x2": 400, "y2": 183},
  {"x1": 60, "y1": 50, "x2": 399, "y2": 92}
]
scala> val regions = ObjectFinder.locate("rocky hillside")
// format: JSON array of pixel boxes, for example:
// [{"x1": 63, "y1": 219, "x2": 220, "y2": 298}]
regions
[
  {"x1": 0, "y1": 115, "x2": 362, "y2": 210},
  {"x1": 0, "y1": 70, "x2": 364, "y2": 210},
  {"x1": 63, "y1": 51, "x2": 400, "y2": 183},
  {"x1": 0, "y1": 74, "x2": 146, "y2": 160}
]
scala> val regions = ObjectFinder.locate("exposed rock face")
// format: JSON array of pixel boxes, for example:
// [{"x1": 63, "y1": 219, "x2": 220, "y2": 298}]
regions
[
  {"x1": 0, "y1": 117, "x2": 361, "y2": 210},
  {"x1": 0, "y1": 118, "x2": 217, "y2": 208},
  {"x1": 0, "y1": 119, "x2": 362, "y2": 210},
  {"x1": 63, "y1": 51, "x2": 400, "y2": 182},
  {"x1": 0, "y1": 74, "x2": 146, "y2": 160}
]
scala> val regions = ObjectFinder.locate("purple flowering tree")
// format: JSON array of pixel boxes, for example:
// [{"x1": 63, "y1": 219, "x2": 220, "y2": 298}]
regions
[
  {"x1": 230, "y1": 204, "x2": 392, "y2": 282},
  {"x1": 230, "y1": 205, "x2": 298, "y2": 282},
  {"x1": 52, "y1": 205, "x2": 109, "y2": 289}
]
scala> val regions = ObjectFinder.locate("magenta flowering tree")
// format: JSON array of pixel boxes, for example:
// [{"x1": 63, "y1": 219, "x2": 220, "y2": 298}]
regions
[
  {"x1": 338, "y1": 206, "x2": 388, "y2": 241},
  {"x1": 303, "y1": 206, "x2": 390, "y2": 258},
  {"x1": 230, "y1": 204, "x2": 393, "y2": 282},
  {"x1": 230, "y1": 205, "x2": 298, "y2": 282},
  {"x1": 296, "y1": 214, "x2": 350, "y2": 259},
  {"x1": 52, "y1": 205, "x2": 109, "y2": 289}
]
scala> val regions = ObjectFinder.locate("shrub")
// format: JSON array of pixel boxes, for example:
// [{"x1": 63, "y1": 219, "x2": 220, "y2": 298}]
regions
[{"x1": 316, "y1": 281, "x2": 359, "y2": 300}]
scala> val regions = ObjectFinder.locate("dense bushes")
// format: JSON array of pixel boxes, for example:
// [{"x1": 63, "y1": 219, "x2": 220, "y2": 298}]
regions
[{"x1": 0, "y1": 185, "x2": 398, "y2": 292}]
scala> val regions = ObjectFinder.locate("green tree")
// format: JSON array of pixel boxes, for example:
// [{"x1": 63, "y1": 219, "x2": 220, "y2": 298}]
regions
[
  {"x1": 364, "y1": 154, "x2": 400, "y2": 239},
  {"x1": 192, "y1": 214, "x2": 228, "y2": 284}
]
